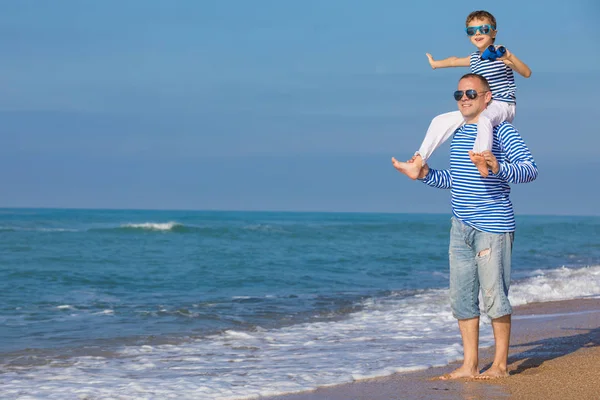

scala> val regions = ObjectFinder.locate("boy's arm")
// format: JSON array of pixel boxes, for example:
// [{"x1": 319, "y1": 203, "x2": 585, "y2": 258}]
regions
[
  {"x1": 419, "y1": 164, "x2": 453, "y2": 189},
  {"x1": 500, "y1": 49, "x2": 532, "y2": 78},
  {"x1": 485, "y1": 124, "x2": 538, "y2": 184},
  {"x1": 426, "y1": 53, "x2": 470, "y2": 69}
]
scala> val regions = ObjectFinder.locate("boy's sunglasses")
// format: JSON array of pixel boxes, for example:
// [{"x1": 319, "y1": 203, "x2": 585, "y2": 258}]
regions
[
  {"x1": 454, "y1": 90, "x2": 487, "y2": 101},
  {"x1": 465, "y1": 24, "x2": 495, "y2": 36}
]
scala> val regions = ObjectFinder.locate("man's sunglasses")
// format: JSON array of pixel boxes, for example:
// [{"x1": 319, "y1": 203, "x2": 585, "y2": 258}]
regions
[
  {"x1": 465, "y1": 24, "x2": 495, "y2": 36},
  {"x1": 454, "y1": 90, "x2": 488, "y2": 101}
]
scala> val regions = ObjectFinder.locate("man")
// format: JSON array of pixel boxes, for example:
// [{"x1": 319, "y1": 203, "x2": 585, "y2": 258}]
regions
[{"x1": 392, "y1": 73, "x2": 538, "y2": 379}]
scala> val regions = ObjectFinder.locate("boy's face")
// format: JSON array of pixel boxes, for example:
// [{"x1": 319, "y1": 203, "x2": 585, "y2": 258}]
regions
[{"x1": 467, "y1": 18, "x2": 497, "y2": 51}]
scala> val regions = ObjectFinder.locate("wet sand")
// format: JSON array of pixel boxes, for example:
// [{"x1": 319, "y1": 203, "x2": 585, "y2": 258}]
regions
[{"x1": 264, "y1": 298, "x2": 600, "y2": 400}]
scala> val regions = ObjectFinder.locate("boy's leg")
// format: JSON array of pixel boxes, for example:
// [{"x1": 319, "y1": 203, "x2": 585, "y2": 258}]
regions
[
  {"x1": 393, "y1": 111, "x2": 463, "y2": 180},
  {"x1": 470, "y1": 101, "x2": 515, "y2": 177},
  {"x1": 418, "y1": 111, "x2": 465, "y2": 161}
]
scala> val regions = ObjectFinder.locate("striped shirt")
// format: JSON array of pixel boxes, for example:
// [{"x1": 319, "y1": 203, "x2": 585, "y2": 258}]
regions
[
  {"x1": 470, "y1": 51, "x2": 516, "y2": 103},
  {"x1": 421, "y1": 122, "x2": 537, "y2": 233}
]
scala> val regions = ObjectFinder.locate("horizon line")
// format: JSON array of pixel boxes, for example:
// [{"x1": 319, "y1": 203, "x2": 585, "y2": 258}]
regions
[{"x1": 0, "y1": 206, "x2": 597, "y2": 218}]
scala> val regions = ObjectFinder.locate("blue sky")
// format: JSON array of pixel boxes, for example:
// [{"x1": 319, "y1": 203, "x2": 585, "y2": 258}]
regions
[{"x1": 1, "y1": 0, "x2": 599, "y2": 215}]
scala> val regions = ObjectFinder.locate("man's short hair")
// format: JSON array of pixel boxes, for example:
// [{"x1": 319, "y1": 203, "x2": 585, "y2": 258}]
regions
[{"x1": 460, "y1": 73, "x2": 491, "y2": 92}]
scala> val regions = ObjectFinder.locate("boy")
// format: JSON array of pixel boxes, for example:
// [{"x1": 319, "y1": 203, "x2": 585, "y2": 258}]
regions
[{"x1": 392, "y1": 10, "x2": 531, "y2": 178}]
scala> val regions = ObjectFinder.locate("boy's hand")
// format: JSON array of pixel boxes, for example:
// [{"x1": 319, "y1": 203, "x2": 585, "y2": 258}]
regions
[
  {"x1": 425, "y1": 53, "x2": 437, "y2": 69},
  {"x1": 495, "y1": 45, "x2": 532, "y2": 78},
  {"x1": 497, "y1": 45, "x2": 514, "y2": 67}
]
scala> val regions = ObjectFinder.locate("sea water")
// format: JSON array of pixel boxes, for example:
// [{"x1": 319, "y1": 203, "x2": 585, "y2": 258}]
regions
[{"x1": 1, "y1": 209, "x2": 599, "y2": 399}]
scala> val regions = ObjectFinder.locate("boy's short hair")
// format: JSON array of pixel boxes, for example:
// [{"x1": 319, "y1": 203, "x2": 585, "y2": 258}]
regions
[
  {"x1": 465, "y1": 10, "x2": 497, "y2": 28},
  {"x1": 460, "y1": 73, "x2": 491, "y2": 92}
]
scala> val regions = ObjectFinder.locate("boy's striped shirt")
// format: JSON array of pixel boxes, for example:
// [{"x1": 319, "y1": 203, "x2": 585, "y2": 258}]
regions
[
  {"x1": 470, "y1": 51, "x2": 516, "y2": 103},
  {"x1": 421, "y1": 122, "x2": 537, "y2": 233}
]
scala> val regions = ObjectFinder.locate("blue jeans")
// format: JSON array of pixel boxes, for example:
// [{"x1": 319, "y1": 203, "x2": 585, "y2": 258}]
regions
[{"x1": 449, "y1": 217, "x2": 514, "y2": 320}]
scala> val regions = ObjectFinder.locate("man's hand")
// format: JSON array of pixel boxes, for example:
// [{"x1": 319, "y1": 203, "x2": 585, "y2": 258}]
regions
[
  {"x1": 482, "y1": 151, "x2": 500, "y2": 174},
  {"x1": 425, "y1": 53, "x2": 437, "y2": 69},
  {"x1": 407, "y1": 155, "x2": 430, "y2": 179},
  {"x1": 417, "y1": 163, "x2": 430, "y2": 179}
]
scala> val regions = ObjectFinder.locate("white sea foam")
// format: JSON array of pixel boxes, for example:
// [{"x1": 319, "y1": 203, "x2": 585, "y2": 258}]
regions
[
  {"x1": 92, "y1": 309, "x2": 114, "y2": 315},
  {"x1": 509, "y1": 265, "x2": 600, "y2": 305},
  {"x1": 2, "y1": 265, "x2": 599, "y2": 400},
  {"x1": 121, "y1": 222, "x2": 182, "y2": 231}
]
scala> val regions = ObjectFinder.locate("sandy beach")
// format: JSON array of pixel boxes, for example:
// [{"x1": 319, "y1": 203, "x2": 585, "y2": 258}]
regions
[{"x1": 265, "y1": 298, "x2": 600, "y2": 400}]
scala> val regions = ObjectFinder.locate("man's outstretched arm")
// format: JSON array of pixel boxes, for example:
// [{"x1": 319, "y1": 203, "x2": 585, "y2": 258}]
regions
[{"x1": 420, "y1": 164, "x2": 453, "y2": 189}]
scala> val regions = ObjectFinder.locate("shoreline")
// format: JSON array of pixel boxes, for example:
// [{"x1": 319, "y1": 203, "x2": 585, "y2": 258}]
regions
[{"x1": 263, "y1": 297, "x2": 600, "y2": 400}]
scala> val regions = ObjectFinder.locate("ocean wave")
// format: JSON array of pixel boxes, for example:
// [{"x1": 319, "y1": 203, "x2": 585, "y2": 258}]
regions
[
  {"x1": 87, "y1": 221, "x2": 196, "y2": 233},
  {"x1": 2, "y1": 265, "x2": 599, "y2": 400},
  {"x1": 510, "y1": 265, "x2": 600, "y2": 306},
  {"x1": 119, "y1": 222, "x2": 184, "y2": 231},
  {"x1": 92, "y1": 222, "x2": 293, "y2": 235}
]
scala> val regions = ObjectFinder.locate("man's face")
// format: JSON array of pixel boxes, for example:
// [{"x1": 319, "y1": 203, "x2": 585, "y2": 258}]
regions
[{"x1": 456, "y1": 77, "x2": 491, "y2": 123}]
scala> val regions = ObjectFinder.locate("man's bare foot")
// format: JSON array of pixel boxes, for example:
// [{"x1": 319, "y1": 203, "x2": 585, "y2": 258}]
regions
[
  {"x1": 475, "y1": 365, "x2": 509, "y2": 380},
  {"x1": 438, "y1": 365, "x2": 479, "y2": 380},
  {"x1": 391, "y1": 155, "x2": 423, "y2": 180},
  {"x1": 469, "y1": 151, "x2": 489, "y2": 178}
]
